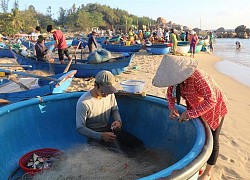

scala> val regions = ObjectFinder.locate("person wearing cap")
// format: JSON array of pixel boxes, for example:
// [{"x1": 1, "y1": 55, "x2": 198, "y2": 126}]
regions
[
  {"x1": 188, "y1": 30, "x2": 199, "y2": 58},
  {"x1": 87, "y1": 31, "x2": 98, "y2": 52},
  {"x1": 46, "y1": 24, "x2": 72, "y2": 64},
  {"x1": 76, "y1": 70, "x2": 122, "y2": 143},
  {"x1": 76, "y1": 70, "x2": 144, "y2": 150},
  {"x1": 153, "y1": 56, "x2": 228, "y2": 180},
  {"x1": 34, "y1": 35, "x2": 48, "y2": 61}
]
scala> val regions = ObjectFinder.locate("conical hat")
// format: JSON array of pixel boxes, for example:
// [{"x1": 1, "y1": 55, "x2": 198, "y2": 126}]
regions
[{"x1": 152, "y1": 55, "x2": 198, "y2": 87}]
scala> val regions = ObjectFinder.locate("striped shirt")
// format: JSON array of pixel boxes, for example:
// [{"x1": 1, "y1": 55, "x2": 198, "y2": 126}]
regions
[{"x1": 167, "y1": 69, "x2": 228, "y2": 130}]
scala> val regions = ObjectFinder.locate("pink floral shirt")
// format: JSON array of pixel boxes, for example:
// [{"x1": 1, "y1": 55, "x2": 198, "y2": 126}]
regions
[{"x1": 167, "y1": 69, "x2": 228, "y2": 130}]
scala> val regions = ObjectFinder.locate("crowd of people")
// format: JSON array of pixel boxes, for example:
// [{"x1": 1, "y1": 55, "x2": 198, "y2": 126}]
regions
[
  {"x1": 0, "y1": 24, "x2": 228, "y2": 180},
  {"x1": 92, "y1": 27, "x2": 215, "y2": 57},
  {"x1": 10, "y1": 25, "x2": 218, "y2": 63}
]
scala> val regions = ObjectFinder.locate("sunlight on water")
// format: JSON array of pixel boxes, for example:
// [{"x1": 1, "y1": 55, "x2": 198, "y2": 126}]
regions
[{"x1": 213, "y1": 38, "x2": 250, "y2": 87}]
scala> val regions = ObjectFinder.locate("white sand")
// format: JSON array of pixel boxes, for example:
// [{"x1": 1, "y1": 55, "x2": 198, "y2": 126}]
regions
[
  {"x1": 2, "y1": 49, "x2": 249, "y2": 179},
  {"x1": 70, "y1": 50, "x2": 250, "y2": 180}
]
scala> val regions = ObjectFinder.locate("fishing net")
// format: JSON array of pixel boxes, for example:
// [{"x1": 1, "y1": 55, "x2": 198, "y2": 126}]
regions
[{"x1": 32, "y1": 144, "x2": 171, "y2": 180}]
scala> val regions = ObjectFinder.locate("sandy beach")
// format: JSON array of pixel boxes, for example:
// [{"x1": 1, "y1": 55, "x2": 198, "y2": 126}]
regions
[
  {"x1": 69, "y1": 50, "x2": 250, "y2": 180},
  {"x1": 1, "y1": 49, "x2": 249, "y2": 179}
]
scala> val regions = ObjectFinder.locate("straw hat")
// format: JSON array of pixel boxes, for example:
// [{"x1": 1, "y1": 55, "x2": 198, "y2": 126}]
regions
[{"x1": 152, "y1": 55, "x2": 198, "y2": 87}]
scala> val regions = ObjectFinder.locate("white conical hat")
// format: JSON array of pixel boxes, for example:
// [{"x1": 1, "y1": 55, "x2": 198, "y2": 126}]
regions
[{"x1": 152, "y1": 55, "x2": 198, "y2": 87}]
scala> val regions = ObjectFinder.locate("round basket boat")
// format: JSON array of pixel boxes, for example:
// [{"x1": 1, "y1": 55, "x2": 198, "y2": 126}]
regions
[{"x1": 0, "y1": 92, "x2": 213, "y2": 180}]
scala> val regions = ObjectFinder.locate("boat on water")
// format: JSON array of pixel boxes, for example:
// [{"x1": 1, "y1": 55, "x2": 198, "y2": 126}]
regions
[
  {"x1": 13, "y1": 52, "x2": 135, "y2": 78},
  {"x1": 101, "y1": 44, "x2": 142, "y2": 53},
  {"x1": 0, "y1": 92, "x2": 213, "y2": 179},
  {"x1": 0, "y1": 70, "x2": 76, "y2": 103},
  {"x1": 146, "y1": 44, "x2": 171, "y2": 55}
]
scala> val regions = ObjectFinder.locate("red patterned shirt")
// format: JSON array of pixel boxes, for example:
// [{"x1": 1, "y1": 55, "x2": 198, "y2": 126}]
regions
[{"x1": 167, "y1": 69, "x2": 228, "y2": 130}]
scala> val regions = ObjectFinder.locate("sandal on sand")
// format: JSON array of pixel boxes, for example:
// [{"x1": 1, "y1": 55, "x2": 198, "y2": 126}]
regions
[{"x1": 198, "y1": 169, "x2": 204, "y2": 176}]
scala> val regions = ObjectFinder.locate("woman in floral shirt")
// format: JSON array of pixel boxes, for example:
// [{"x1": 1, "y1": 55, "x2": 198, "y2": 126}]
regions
[{"x1": 153, "y1": 56, "x2": 228, "y2": 180}]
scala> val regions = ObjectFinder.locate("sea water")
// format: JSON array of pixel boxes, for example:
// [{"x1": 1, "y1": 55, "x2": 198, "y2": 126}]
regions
[{"x1": 213, "y1": 38, "x2": 250, "y2": 87}]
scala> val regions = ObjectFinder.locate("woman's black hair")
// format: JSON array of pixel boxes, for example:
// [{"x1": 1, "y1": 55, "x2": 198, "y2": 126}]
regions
[
  {"x1": 176, "y1": 84, "x2": 181, "y2": 105},
  {"x1": 95, "y1": 81, "x2": 100, "y2": 88}
]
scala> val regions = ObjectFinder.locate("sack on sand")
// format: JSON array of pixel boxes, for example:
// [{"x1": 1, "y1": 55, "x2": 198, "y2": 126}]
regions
[{"x1": 87, "y1": 48, "x2": 111, "y2": 64}]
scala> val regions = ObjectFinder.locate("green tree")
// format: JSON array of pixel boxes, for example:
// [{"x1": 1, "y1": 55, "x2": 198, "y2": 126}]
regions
[
  {"x1": 89, "y1": 11, "x2": 105, "y2": 28},
  {"x1": 46, "y1": 6, "x2": 52, "y2": 18},
  {"x1": 76, "y1": 10, "x2": 90, "y2": 31},
  {"x1": 58, "y1": 7, "x2": 66, "y2": 26},
  {"x1": 11, "y1": 8, "x2": 23, "y2": 31},
  {"x1": 13, "y1": 0, "x2": 18, "y2": 9}
]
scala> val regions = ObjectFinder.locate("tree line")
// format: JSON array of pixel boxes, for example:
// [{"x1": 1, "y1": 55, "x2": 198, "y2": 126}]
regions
[{"x1": 0, "y1": 0, "x2": 155, "y2": 36}]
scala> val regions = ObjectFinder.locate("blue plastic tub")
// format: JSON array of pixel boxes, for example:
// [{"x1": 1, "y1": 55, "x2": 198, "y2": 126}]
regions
[{"x1": 0, "y1": 92, "x2": 212, "y2": 179}]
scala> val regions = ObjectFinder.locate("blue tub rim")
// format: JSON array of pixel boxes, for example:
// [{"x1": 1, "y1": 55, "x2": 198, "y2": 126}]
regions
[{"x1": 0, "y1": 92, "x2": 213, "y2": 180}]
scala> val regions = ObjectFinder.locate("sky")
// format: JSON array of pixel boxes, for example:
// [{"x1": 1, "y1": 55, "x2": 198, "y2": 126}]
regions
[{"x1": 5, "y1": 0, "x2": 250, "y2": 30}]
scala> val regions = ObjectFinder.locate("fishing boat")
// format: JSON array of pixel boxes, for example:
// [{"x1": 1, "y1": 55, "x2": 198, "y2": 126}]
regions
[
  {"x1": 101, "y1": 44, "x2": 142, "y2": 53},
  {"x1": 20, "y1": 39, "x2": 55, "y2": 49},
  {"x1": 108, "y1": 36, "x2": 121, "y2": 43},
  {"x1": 1, "y1": 92, "x2": 213, "y2": 180},
  {"x1": 71, "y1": 38, "x2": 88, "y2": 48},
  {"x1": 194, "y1": 44, "x2": 203, "y2": 53},
  {"x1": 0, "y1": 42, "x2": 10, "y2": 49},
  {"x1": 177, "y1": 41, "x2": 190, "y2": 46},
  {"x1": 0, "y1": 48, "x2": 15, "y2": 58},
  {"x1": 20, "y1": 39, "x2": 72, "y2": 50},
  {"x1": 0, "y1": 70, "x2": 76, "y2": 103},
  {"x1": 14, "y1": 52, "x2": 135, "y2": 78},
  {"x1": 146, "y1": 44, "x2": 171, "y2": 55},
  {"x1": 187, "y1": 44, "x2": 203, "y2": 53}
]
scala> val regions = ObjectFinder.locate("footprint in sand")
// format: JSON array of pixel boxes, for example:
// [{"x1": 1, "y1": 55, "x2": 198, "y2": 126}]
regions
[
  {"x1": 223, "y1": 134, "x2": 240, "y2": 147},
  {"x1": 219, "y1": 154, "x2": 235, "y2": 163},
  {"x1": 219, "y1": 154, "x2": 228, "y2": 161},
  {"x1": 222, "y1": 167, "x2": 241, "y2": 179}
]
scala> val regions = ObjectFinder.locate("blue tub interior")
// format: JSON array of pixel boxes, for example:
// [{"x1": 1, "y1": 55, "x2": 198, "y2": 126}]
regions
[{"x1": 0, "y1": 92, "x2": 206, "y2": 179}]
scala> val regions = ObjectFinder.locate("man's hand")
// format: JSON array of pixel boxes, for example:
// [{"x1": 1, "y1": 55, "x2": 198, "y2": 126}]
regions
[
  {"x1": 111, "y1": 120, "x2": 122, "y2": 131},
  {"x1": 101, "y1": 132, "x2": 117, "y2": 143}
]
